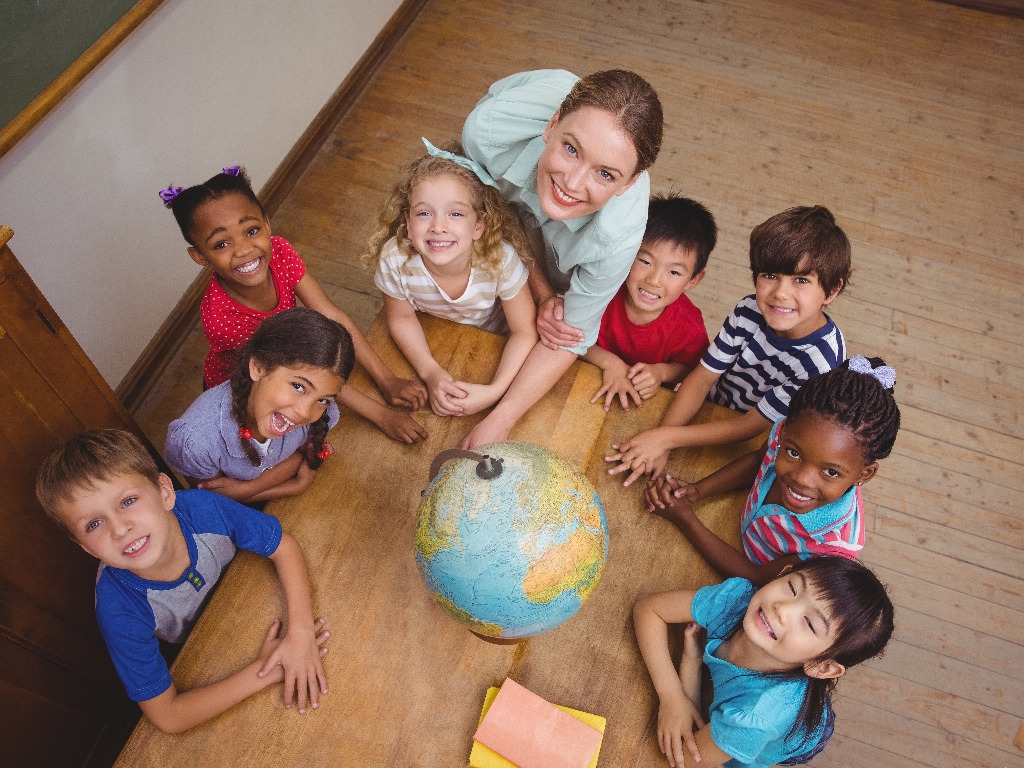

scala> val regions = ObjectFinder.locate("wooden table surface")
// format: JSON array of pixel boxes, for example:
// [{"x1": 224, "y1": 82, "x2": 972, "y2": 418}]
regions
[{"x1": 116, "y1": 314, "x2": 762, "y2": 768}]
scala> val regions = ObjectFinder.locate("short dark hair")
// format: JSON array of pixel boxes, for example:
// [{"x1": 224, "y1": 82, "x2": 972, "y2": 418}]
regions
[
  {"x1": 167, "y1": 166, "x2": 265, "y2": 247},
  {"x1": 749, "y1": 206, "x2": 851, "y2": 297},
  {"x1": 643, "y1": 195, "x2": 717, "y2": 277},
  {"x1": 36, "y1": 429, "x2": 160, "y2": 531}
]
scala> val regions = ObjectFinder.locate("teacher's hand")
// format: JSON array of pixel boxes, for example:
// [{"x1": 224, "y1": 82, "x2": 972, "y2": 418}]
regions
[{"x1": 537, "y1": 296, "x2": 585, "y2": 350}]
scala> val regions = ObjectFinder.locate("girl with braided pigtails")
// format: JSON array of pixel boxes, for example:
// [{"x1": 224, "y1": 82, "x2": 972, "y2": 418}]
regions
[
  {"x1": 646, "y1": 356, "x2": 901, "y2": 585},
  {"x1": 165, "y1": 308, "x2": 354, "y2": 504}
]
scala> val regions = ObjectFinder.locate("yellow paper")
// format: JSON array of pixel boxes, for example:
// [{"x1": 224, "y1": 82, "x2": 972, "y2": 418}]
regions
[{"x1": 469, "y1": 686, "x2": 606, "y2": 768}]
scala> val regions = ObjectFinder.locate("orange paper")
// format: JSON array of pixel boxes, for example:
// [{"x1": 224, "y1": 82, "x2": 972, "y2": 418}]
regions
[{"x1": 472, "y1": 679, "x2": 603, "y2": 768}]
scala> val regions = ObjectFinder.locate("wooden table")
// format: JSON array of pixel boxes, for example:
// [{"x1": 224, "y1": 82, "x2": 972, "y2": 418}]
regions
[{"x1": 116, "y1": 314, "x2": 762, "y2": 767}]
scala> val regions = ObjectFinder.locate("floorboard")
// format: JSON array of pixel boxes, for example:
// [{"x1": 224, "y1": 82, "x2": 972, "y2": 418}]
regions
[{"x1": 133, "y1": 0, "x2": 1024, "y2": 764}]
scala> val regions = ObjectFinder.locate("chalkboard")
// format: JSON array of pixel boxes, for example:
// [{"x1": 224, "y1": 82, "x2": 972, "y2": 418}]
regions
[{"x1": 0, "y1": 0, "x2": 147, "y2": 129}]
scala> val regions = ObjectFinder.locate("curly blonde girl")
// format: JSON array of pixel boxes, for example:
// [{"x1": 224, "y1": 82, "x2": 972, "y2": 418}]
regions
[{"x1": 363, "y1": 142, "x2": 532, "y2": 279}]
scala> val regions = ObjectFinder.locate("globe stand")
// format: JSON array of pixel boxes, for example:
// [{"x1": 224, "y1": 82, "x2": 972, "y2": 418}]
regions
[{"x1": 425, "y1": 449, "x2": 504, "y2": 490}]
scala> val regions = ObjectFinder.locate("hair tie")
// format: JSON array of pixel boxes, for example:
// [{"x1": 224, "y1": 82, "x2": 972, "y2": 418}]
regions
[
  {"x1": 222, "y1": 165, "x2": 242, "y2": 176},
  {"x1": 238, "y1": 427, "x2": 253, "y2": 440},
  {"x1": 159, "y1": 185, "x2": 184, "y2": 208},
  {"x1": 421, "y1": 138, "x2": 499, "y2": 189},
  {"x1": 316, "y1": 445, "x2": 332, "y2": 460},
  {"x1": 848, "y1": 355, "x2": 896, "y2": 390}
]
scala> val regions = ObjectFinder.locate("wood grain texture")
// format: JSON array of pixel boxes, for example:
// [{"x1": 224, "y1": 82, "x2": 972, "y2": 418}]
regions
[{"x1": 130, "y1": 0, "x2": 1024, "y2": 765}]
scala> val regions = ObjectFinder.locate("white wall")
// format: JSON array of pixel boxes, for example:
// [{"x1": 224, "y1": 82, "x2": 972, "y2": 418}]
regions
[{"x1": 0, "y1": 0, "x2": 402, "y2": 387}]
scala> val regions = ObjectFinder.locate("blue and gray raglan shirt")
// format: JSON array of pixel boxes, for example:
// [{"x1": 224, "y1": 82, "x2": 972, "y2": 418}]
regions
[{"x1": 93, "y1": 489, "x2": 282, "y2": 702}]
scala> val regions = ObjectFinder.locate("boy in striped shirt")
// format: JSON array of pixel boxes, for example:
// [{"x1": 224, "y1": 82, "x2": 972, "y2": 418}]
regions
[{"x1": 607, "y1": 206, "x2": 851, "y2": 487}]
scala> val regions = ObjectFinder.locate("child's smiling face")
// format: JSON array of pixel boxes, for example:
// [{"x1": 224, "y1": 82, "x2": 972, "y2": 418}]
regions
[
  {"x1": 245, "y1": 362, "x2": 343, "y2": 442},
  {"x1": 623, "y1": 239, "x2": 704, "y2": 325},
  {"x1": 766, "y1": 411, "x2": 878, "y2": 515},
  {"x1": 405, "y1": 174, "x2": 484, "y2": 277},
  {"x1": 742, "y1": 568, "x2": 842, "y2": 675},
  {"x1": 754, "y1": 257, "x2": 840, "y2": 339},
  {"x1": 59, "y1": 472, "x2": 186, "y2": 581},
  {"x1": 187, "y1": 193, "x2": 273, "y2": 296},
  {"x1": 536, "y1": 106, "x2": 640, "y2": 221}
]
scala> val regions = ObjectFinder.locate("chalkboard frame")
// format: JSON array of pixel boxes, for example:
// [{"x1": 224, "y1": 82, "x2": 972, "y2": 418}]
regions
[{"x1": 0, "y1": 0, "x2": 168, "y2": 160}]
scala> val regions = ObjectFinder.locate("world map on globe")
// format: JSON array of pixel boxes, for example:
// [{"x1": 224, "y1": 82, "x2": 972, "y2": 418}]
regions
[{"x1": 415, "y1": 441, "x2": 608, "y2": 639}]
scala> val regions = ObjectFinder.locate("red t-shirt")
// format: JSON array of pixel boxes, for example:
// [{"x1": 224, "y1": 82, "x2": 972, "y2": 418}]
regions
[
  {"x1": 200, "y1": 236, "x2": 306, "y2": 387},
  {"x1": 596, "y1": 285, "x2": 709, "y2": 370}
]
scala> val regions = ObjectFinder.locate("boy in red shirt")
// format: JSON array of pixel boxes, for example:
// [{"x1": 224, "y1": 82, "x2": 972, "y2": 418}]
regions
[{"x1": 584, "y1": 195, "x2": 716, "y2": 411}]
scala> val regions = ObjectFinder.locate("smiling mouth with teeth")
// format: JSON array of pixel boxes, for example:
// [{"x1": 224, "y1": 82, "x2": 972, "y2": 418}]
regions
[
  {"x1": 551, "y1": 179, "x2": 582, "y2": 205},
  {"x1": 235, "y1": 258, "x2": 262, "y2": 274},
  {"x1": 270, "y1": 413, "x2": 296, "y2": 435},
  {"x1": 758, "y1": 608, "x2": 777, "y2": 639},
  {"x1": 124, "y1": 535, "x2": 148, "y2": 555}
]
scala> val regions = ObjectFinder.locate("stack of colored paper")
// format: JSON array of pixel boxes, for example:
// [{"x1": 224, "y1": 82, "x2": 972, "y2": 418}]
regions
[{"x1": 469, "y1": 678, "x2": 606, "y2": 768}]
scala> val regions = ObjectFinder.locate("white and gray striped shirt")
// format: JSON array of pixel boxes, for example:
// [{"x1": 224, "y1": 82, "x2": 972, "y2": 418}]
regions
[{"x1": 374, "y1": 237, "x2": 528, "y2": 335}]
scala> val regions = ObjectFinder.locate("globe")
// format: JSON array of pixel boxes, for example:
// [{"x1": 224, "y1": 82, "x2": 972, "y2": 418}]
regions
[{"x1": 415, "y1": 441, "x2": 609, "y2": 640}]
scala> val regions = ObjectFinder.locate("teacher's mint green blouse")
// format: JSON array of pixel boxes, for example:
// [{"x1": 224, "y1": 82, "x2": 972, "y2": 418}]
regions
[{"x1": 462, "y1": 69, "x2": 651, "y2": 354}]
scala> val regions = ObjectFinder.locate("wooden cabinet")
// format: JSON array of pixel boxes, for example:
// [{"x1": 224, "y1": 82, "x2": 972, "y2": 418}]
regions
[{"x1": 0, "y1": 226, "x2": 168, "y2": 767}]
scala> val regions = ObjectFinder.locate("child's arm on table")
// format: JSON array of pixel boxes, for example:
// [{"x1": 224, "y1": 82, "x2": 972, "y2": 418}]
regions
[
  {"x1": 335, "y1": 384, "x2": 428, "y2": 444},
  {"x1": 196, "y1": 452, "x2": 306, "y2": 501},
  {"x1": 139, "y1": 616, "x2": 329, "y2": 733},
  {"x1": 260, "y1": 532, "x2": 328, "y2": 713},
  {"x1": 607, "y1": 386, "x2": 771, "y2": 487},
  {"x1": 635, "y1": 592, "x2": 735, "y2": 768},
  {"x1": 383, "y1": 294, "x2": 467, "y2": 417},
  {"x1": 648, "y1": 485, "x2": 799, "y2": 585},
  {"x1": 295, "y1": 273, "x2": 427, "y2": 410},
  {"x1": 582, "y1": 345, "x2": 644, "y2": 412},
  {"x1": 455, "y1": 286, "x2": 538, "y2": 415},
  {"x1": 645, "y1": 443, "x2": 767, "y2": 512},
  {"x1": 604, "y1": 365, "x2": 720, "y2": 484}
]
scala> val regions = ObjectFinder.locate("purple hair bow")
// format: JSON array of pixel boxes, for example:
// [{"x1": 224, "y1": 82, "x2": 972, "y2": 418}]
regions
[
  {"x1": 159, "y1": 185, "x2": 184, "y2": 208},
  {"x1": 848, "y1": 355, "x2": 896, "y2": 389},
  {"x1": 222, "y1": 165, "x2": 242, "y2": 176}
]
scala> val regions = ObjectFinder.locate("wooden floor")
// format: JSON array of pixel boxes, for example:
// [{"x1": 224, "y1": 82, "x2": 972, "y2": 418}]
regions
[{"x1": 134, "y1": 0, "x2": 1024, "y2": 765}]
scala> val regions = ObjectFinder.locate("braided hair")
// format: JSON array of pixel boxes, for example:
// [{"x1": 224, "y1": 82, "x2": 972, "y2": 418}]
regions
[
  {"x1": 229, "y1": 308, "x2": 354, "y2": 468},
  {"x1": 787, "y1": 356, "x2": 901, "y2": 463}
]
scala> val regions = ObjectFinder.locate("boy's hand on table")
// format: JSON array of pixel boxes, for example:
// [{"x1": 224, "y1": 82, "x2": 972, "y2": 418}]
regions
[
  {"x1": 591, "y1": 358, "x2": 643, "y2": 412},
  {"x1": 606, "y1": 427, "x2": 672, "y2": 486},
  {"x1": 380, "y1": 375, "x2": 428, "y2": 411},
  {"x1": 627, "y1": 362, "x2": 663, "y2": 401},
  {"x1": 258, "y1": 617, "x2": 330, "y2": 714},
  {"x1": 536, "y1": 296, "x2": 584, "y2": 350}
]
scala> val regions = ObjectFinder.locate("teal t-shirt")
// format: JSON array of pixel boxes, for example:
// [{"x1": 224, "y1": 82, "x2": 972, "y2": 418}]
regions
[{"x1": 692, "y1": 578, "x2": 826, "y2": 768}]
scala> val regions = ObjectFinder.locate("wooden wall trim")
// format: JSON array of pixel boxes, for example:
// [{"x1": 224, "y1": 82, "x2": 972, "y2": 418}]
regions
[
  {"x1": 115, "y1": 0, "x2": 429, "y2": 412},
  {"x1": 0, "y1": 0, "x2": 169, "y2": 160}
]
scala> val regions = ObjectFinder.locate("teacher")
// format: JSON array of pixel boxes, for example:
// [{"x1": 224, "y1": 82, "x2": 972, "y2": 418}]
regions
[{"x1": 459, "y1": 68, "x2": 664, "y2": 449}]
